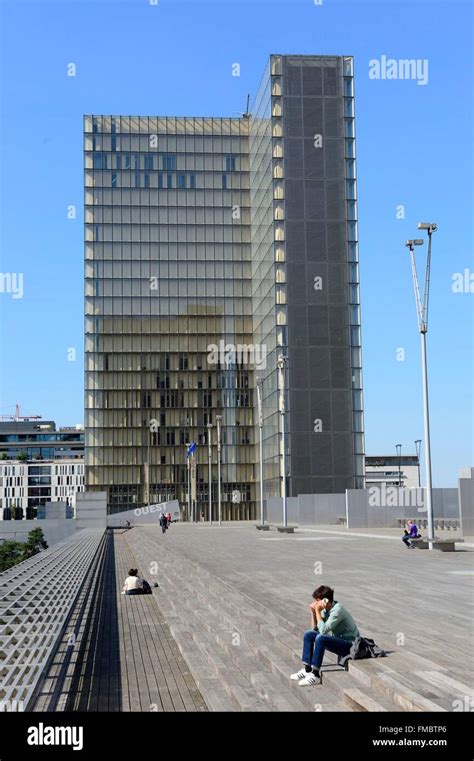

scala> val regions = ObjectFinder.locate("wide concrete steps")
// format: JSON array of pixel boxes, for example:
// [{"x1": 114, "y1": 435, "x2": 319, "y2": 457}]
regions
[
  {"x1": 124, "y1": 530, "x2": 406, "y2": 712},
  {"x1": 153, "y1": 542, "x2": 466, "y2": 713},
  {"x1": 125, "y1": 533, "x2": 311, "y2": 711}
]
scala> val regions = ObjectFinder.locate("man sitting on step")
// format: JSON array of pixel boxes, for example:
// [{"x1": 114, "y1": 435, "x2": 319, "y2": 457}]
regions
[{"x1": 290, "y1": 585, "x2": 360, "y2": 686}]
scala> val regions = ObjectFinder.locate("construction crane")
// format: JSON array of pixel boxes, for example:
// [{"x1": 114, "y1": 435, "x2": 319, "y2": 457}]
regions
[{"x1": 0, "y1": 404, "x2": 42, "y2": 422}]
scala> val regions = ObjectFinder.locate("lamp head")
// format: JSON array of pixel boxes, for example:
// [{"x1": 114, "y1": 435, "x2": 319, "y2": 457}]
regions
[{"x1": 417, "y1": 222, "x2": 438, "y2": 233}]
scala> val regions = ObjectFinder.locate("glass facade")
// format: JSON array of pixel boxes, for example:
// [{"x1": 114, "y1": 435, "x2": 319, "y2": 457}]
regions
[
  {"x1": 84, "y1": 116, "x2": 256, "y2": 516},
  {"x1": 249, "y1": 57, "x2": 282, "y2": 500},
  {"x1": 84, "y1": 54, "x2": 365, "y2": 515}
]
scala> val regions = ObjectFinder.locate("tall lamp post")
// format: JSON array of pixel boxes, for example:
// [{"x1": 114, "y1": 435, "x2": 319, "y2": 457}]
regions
[
  {"x1": 256, "y1": 377, "x2": 264, "y2": 527},
  {"x1": 414, "y1": 439, "x2": 422, "y2": 488},
  {"x1": 277, "y1": 354, "x2": 288, "y2": 528},
  {"x1": 216, "y1": 415, "x2": 222, "y2": 526},
  {"x1": 395, "y1": 444, "x2": 402, "y2": 487},
  {"x1": 406, "y1": 223, "x2": 437, "y2": 549},
  {"x1": 207, "y1": 422, "x2": 213, "y2": 525}
]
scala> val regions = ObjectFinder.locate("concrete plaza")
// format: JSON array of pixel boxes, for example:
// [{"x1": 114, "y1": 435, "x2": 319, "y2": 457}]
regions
[
  {"x1": 123, "y1": 521, "x2": 473, "y2": 712},
  {"x1": 29, "y1": 521, "x2": 473, "y2": 713}
]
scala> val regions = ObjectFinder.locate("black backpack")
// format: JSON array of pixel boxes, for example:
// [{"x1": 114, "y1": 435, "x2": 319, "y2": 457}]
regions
[
  {"x1": 350, "y1": 636, "x2": 386, "y2": 660},
  {"x1": 141, "y1": 579, "x2": 152, "y2": 595}
]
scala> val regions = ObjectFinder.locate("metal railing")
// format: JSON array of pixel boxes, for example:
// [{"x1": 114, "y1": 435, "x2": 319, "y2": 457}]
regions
[
  {"x1": 0, "y1": 528, "x2": 105, "y2": 710},
  {"x1": 398, "y1": 518, "x2": 460, "y2": 531}
]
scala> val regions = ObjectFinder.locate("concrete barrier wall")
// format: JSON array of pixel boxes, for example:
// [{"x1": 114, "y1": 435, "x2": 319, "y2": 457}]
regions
[
  {"x1": 266, "y1": 487, "x2": 460, "y2": 530},
  {"x1": 0, "y1": 519, "x2": 77, "y2": 547},
  {"x1": 298, "y1": 493, "x2": 346, "y2": 525},
  {"x1": 265, "y1": 497, "x2": 299, "y2": 524},
  {"x1": 458, "y1": 468, "x2": 474, "y2": 536},
  {"x1": 106, "y1": 499, "x2": 180, "y2": 528},
  {"x1": 350, "y1": 487, "x2": 459, "y2": 529},
  {"x1": 266, "y1": 494, "x2": 344, "y2": 525},
  {"x1": 0, "y1": 493, "x2": 108, "y2": 547},
  {"x1": 76, "y1": 492, "x2": 107, "y2": 530}
]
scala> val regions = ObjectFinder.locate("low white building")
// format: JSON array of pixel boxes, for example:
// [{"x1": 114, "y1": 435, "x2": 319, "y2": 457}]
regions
[
  {"x1": 365, "y1": 455, "x2": 420, "y2": 490},
  {"x1": 0, "y1": 459, "x2": 85, "y2": 517}
]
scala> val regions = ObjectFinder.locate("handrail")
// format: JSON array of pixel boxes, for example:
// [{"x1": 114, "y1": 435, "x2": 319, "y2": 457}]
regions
[{"x1": 0, "y1": 528, "x2": 105, "y2": 710}]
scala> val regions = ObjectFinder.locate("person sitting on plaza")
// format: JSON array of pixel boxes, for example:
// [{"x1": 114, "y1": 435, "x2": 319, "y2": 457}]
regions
[
  {"x1": 290, "y1": 585, "x2": 360, "y2": 686},
  {"x1": 122, "y1": 568, "x2": 143, "y2": 595},
  {"x1": 402, "y1": 519, "x2": 422, "y2": 548}
]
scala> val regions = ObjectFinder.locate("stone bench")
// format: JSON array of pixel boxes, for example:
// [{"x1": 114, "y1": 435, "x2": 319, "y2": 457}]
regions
[{"x1": 410, "y1": 537, "x2": 464, "y2": 552}]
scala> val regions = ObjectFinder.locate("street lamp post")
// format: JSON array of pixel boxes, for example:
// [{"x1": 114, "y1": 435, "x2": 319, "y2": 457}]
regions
[
  {"x1": 395, "y1": 444, "x2": 402, "y2": 487},
  {"x1": 207, "y1": 422, "x2": 212, "y2": 525},
  {"x1": 406, "y1": 224, "x2": 437, "y2": 549},
  {"x1": 216, "y1": 415, "x2": 222, "y2": 526},
  {"x1": 415, "y1": 439, "x2": 422, "y2": 488},
  {"x1": 256, "y1": 377, "x2": 264, "y2": 527},
  {"x1": 277, "y1": 354, "x2": 288, "y2": 528}
]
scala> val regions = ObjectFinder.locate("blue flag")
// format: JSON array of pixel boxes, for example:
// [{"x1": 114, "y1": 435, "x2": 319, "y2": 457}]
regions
[{"x1": 186, "y1": 442, "x2": 197, "y2": 458}]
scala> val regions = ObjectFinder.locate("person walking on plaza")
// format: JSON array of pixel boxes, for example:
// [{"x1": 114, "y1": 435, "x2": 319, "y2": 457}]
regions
[
  {"x1": 402, "y1": 519, "x2": 421, "y2": 548},
  {"x1": 290, "y1": 585, "x2": 360, "y2": 686},
  {"x1": 159, "y1": 512, "x2": 168, "y2": 534},
  {"x1": 122, "y1": 569, "x2": 143, "y2": 595},
  {"x1": 166, "y1": 511, "x2": 172, "y2": 527}
]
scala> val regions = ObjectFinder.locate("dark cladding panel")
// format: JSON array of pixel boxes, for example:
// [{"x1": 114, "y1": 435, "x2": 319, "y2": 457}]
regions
[{"x1": 275, "y1": 55, "x2": 362, "y2": 496}]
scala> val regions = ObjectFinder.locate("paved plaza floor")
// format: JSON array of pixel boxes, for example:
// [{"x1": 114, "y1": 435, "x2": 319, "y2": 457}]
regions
[
  {"x1": 31, "y1": 521, "x2": 473, "y2": 713},
  {"x1": 141, "y1": 521, "x2": 473, "y2": 688}
]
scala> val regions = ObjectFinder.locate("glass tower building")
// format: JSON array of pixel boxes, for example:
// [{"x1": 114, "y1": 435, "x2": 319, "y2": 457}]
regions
[{"x1": 84, "y1": 54, "x2": 365, "y2": 516}]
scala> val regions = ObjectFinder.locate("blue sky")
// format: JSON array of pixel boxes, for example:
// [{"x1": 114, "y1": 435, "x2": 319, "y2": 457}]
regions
[{"x1": 0, "y1": 0, "x2": 472, "y2": 485}]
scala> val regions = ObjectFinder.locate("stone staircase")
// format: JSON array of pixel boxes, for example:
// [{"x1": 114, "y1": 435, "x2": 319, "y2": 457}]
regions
[{"x1": 124, "y1": 529, "x2": 465, "y2": 713}]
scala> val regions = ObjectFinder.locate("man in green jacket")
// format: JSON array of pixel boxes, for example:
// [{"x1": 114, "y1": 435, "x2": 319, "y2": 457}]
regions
[{"x1": 290, "y1": 585, "x2": 360, "y2": 686}]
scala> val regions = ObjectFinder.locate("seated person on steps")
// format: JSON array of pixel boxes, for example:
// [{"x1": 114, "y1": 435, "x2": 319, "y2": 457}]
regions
[
  {"x1": 122, "y1": 568, "x2": 143, "y2": 595},
  {"x1": 290, "y1": 585, "x2": 360, "y2": 686}
]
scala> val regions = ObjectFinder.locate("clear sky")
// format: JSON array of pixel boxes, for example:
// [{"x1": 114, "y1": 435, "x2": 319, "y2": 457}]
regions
[{"x1": 0, "y1": 0, "x2": 472, "y2": 485}]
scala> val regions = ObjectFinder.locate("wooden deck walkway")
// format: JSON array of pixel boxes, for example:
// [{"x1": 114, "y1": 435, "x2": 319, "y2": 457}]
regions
[{"x1": 31, "y1": 529, "x2": 207, "y2": 712}]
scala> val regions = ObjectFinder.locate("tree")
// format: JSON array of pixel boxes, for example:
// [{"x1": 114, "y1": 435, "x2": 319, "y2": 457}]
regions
[
  {"x1": 0, "y1": 453, "x2": 8, "y2": 461},
  {"x1": 0, "y1": 528, "x2": 48, "y2": 572},
  {"x1": 17, "y1": 452, "x2": 28, "y2": 462},
  {"x1": 22, "y1": 528, "x2": 48, "y2": 560},
  {"x1": 0, "y1": 540, "x2": 26, "y2": 572}
]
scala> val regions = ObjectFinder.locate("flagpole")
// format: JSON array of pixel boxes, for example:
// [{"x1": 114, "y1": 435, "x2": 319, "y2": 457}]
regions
[{"x1": 185, "y1": 441, "x2": 191, "y2": 522}]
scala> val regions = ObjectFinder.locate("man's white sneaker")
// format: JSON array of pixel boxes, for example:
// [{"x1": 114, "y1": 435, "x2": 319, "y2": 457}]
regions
[
  {"x1": 298, "y1": 672, "x2": 321, "y2": 686},
  {"x1": 290, "y1": 667, "x2": 308, "y2": 681}
]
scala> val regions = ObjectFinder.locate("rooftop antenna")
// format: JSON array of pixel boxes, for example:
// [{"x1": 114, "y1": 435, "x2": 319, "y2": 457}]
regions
[
  {"x1": 234, "y1": 94, "x2": 251, "y2": 119},
  {"x1": 244, "y1": 93, "x2": 251, "y2": 118}
]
